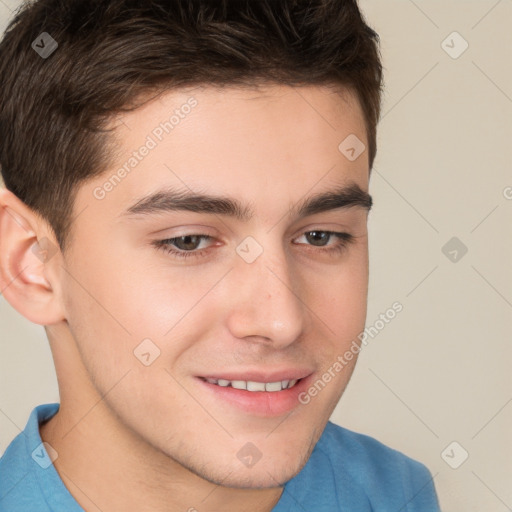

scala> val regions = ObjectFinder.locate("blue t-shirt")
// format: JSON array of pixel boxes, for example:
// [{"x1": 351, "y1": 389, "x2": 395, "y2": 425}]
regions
[{"x1": 0, "y1": 403, "x2": 440, "y2": 511}]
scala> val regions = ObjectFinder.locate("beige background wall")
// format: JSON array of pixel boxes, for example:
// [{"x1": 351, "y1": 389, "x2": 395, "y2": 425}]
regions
[{"x1": 1, "y1": 1, "x2": 510, "y2": 511}]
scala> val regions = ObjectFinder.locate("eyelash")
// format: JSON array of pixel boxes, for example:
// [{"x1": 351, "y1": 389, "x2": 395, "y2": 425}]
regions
[{"x1": 152, "y1": 231, "x2": 355, "y2": 260}]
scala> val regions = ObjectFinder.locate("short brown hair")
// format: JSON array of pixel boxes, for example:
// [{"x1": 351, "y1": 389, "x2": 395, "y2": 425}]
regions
[{"x1": 0, "y1": 0, "x2": 383, "y2": 252}]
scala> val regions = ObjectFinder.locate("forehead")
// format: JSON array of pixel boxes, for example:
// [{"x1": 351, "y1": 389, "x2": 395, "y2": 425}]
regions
[
  {"x1": 108, "y1": 82, "x2": 368, "y2": 170},
  {"x1": 74, "y1": 84, "x2": 369, "y2": 231}
]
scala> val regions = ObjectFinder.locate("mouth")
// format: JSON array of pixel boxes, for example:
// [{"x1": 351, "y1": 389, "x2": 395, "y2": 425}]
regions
[
  {"x1": 195, "y1": 373, "x2": 313, "y2": 417},
  {"x1": 198, "y1": 377, "x2": 302, "y2": 392}
]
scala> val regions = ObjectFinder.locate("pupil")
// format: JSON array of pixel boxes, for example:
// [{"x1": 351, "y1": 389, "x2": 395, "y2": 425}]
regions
[
  {"x1": 177, "y1": 235, "x2": 200, "y2": 250},
  {"x1": 307, "y1": 231, "x2": 328, "y2": 246}
]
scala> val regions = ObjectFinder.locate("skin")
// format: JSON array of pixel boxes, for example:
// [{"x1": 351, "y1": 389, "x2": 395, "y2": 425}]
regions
[{"x1": 0, "y1": 84, "x2": 371, "y2": 512}]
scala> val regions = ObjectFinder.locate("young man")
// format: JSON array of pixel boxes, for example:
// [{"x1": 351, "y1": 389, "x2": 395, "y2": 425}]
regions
[{"x1": 0, "y1": 1, "x2": 441, "y2": 510}]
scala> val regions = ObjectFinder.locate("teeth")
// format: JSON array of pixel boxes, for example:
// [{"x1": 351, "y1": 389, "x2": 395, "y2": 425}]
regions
[
  {"x1": 265, "y1": 381, "x2": 282, "y2": 392},
  {"x1": 203, "y1": 377, "x2": 299, "y2": 392},
  {"x1": 247, "y1": 381, "x2": 266, "y2": 392}
]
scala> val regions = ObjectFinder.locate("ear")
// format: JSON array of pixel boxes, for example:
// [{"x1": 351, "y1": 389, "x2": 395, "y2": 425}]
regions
[{"x1": 0, "y1": 187, "x2": 66, "y2": 325}]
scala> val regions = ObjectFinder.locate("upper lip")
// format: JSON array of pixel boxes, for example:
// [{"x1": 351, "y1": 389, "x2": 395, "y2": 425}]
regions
[{"x1": 198, "y1": 369, "x2": 314, "y2": 383}]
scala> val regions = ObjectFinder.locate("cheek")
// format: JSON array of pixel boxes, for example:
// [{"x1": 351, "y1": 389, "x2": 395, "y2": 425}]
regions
[
  {"x1": 61, "y1": 252, "x2": 216, "y2": 385},
  {"x1": 314, "y1": 251, "x2": 369, "y2": 337},
  {"x1": 59, "y1": 251, "x2": 163, "y2": 390}
]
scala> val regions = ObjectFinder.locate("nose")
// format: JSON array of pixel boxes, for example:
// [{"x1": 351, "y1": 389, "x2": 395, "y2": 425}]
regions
[{"x1": 225, "y1": 246, "x2": 305, "y2": 349}]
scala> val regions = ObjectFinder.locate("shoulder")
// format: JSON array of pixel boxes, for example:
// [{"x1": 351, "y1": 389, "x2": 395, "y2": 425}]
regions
[
  {"x1": 0, "y1": 403, "x2": 69, "y2": 512},
  {"x1": 319, "y1": 420, "x2": 429, "y2": 473},
  {"x1": 313, "y1": 421, "x2": 441, "y2": 511},
  {"x1": 0, "y1": 419, "x2": 43, "y2": 511}
]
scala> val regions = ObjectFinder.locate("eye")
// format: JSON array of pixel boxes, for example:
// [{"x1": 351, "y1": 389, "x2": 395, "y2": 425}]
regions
[
  {"x1": 152, "y1": 230, "x2": 355, "y2": 260},
  {"x1": 294, "y1": 230, "x2": 354, "y2": 252},
  {"x1": 153, "y1": 234, "x2": 213, "y2": 260}
]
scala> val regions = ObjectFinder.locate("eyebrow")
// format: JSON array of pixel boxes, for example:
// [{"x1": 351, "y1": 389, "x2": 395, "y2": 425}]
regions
[{"x1": 119, "y1": 182, "x2": 372, "y2": 222}]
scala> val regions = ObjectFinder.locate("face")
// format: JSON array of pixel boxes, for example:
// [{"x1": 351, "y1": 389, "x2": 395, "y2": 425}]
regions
[{"x1": 57, "y1": 84, "x2": 370, "y2": 488}]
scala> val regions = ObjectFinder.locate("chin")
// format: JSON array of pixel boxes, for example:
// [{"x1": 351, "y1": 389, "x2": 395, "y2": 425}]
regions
[
  {"x1": 191, "y1": 440, "x2": 314, "y2": 490},
  {"x1": 203, "y1": 461, "x2": 305, "y2": 489}
]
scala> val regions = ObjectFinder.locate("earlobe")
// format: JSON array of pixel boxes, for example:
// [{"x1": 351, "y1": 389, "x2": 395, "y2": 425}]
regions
[{"x1": 0, "y1": 188, "x2": 65, "y2": 325}]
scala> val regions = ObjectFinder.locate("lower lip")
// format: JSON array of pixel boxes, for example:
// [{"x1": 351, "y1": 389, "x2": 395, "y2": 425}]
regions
[{"x1": 196, "y1": 375, "x2": 314, "y2": 417}]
